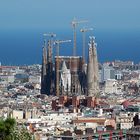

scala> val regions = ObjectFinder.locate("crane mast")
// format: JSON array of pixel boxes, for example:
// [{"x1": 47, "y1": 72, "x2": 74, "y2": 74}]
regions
[
  {"x1": 71, "y1": 18, "x2": 88, "y2": 56},
  {"x1": 71, "y1": 18, "x2": 88, "y2": 95},
  {"x1": 80, "y1": 28, "x2": 93, "y2": 62},
  {"x1": 54, "y1": 40, "x2": 71, "y2": 56}
]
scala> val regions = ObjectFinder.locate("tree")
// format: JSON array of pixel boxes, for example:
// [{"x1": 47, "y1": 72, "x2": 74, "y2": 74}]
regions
[
  {"x1": 0, "y1": 118, "x2": 32, "y2": 140},
  {"x1": 0, "y1": 119, "x2": 5, "y2": 140},
  {"x1": 0, "y1": 118, "x2": 15, "y2": 140}
]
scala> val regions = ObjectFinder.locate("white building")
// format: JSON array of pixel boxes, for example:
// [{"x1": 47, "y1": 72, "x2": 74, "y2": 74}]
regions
[
  {"x1": 29, "y1": 75, "x2": 41, "y2": 83},
  {"x1": 115, "y1": 70, "x2": 123, "y2": 80},
  {"x1": 101, "y1": 64, "x2": 115, "y2": 82},
  {"x1": 116, "y1": 114, "x2": 133, "y2": 130},
  {"x1": 104, "y1": 79, "x2": 118, "y2": 93}
]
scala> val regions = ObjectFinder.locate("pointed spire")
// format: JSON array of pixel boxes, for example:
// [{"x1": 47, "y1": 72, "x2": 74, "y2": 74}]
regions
[
  {"x1": 42, "y1": 39, "x2": 47, "y2": 74},
  {"x1": 87, "y1": 36, "x2": 99, "y2": 97},
  {"x1": 61, "y1": 61, "x2": 68, "y2": 71},
  {"x1": 41, "y1": 40, "x2": 47, "y2": 94},
  {"x1": 47, "y1": 40, "x2": 52, "y2": 63}
]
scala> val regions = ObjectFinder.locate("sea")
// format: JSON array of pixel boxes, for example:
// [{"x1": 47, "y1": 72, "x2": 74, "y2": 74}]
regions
[{"x1": 0, "y1": 29, "x2": 140, "y2": 65}]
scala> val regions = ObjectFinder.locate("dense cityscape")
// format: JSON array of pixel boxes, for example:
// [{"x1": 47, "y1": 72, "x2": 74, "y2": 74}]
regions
[
  {"x1": 1, "y1": 0, "x2": 140, "y2": 140},
  {"x1": 0, "y1": 19, "x2": 140, "y2": 139}
]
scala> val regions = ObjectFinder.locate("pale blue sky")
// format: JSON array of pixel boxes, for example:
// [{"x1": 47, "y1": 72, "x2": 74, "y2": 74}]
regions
[
  {"x1": 0, "y1": 0, "x2": 140, "y2": 31},
  {"x1": 0, "y1": 0, "x2": 140, "y2": 64}
]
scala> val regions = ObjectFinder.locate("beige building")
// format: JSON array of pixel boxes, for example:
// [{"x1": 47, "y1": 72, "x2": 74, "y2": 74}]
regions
[{"x1": 104, "y1": 79, "x2": 118, "y2": 93}]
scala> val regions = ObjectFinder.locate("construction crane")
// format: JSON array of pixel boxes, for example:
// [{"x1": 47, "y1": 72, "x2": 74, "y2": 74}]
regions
[
  {"x1": 71, "y1": 18, "x2": 88, "y2": 56},
  {"x1": 54, "y1": 40, "x2": 71, "y2": 96},
  {"x1": 54, "y1": 40, "x2": 71, "y2": 56},
  {"x1": 80, "y1": 28, "x2": 93, "y2": 62}
]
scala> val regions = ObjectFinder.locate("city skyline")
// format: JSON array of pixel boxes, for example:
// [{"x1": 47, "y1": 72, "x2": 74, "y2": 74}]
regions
[{"x1": 1, "y1": 1, "x2": 140, "y2": 139}]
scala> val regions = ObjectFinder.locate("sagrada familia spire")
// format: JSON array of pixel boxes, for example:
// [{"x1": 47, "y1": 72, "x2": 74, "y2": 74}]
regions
[
  {"x1": 87, "y1": 36, "x2": 99, "y2": 97},
  {"x1": 41, "y1": 40, "x2": 54, "y2": 95},
  {"x1": 41, "y1": 40, "x2": 47, "y2": 94}
]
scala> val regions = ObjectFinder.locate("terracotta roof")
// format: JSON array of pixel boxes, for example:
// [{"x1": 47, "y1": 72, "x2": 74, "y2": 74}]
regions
[{"x1": 73, "y1": 118, "x2": 106, "y2": 124}]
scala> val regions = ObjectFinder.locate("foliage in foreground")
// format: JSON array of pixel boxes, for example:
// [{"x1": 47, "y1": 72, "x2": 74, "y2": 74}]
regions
[{"x1": 0, "y1": 118, "x2": 32, "y2": 140}]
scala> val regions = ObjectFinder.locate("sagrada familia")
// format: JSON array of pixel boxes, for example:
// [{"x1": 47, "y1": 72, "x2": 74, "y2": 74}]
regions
[{"x1": 41, "y1": 36, "x2": 99, "y2": 97}]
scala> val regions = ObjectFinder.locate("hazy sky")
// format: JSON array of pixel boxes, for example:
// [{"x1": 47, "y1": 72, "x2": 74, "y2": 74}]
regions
[
  {"x1": 0, "y1": 0, "x2": 140, "y2": 65},
  {"x1": 0, "y1": 0, "x2": 140, "y2": 31}
]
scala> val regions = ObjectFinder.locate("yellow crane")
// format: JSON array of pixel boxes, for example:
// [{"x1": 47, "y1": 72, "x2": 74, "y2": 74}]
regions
[
  {"x1": 71, "y1": 18, "x2": 88, "y2": 56},
  {"x1": 54, "y1": 40, "x2": 71, "y2": 96},
  {"x1": 80, "y1": 28, "x2": 93, "y2": 62}
]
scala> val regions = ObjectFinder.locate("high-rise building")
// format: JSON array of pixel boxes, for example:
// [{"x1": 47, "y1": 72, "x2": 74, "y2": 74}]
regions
[{"x1": 87, "y1": 37, "x2": 99, "y2": 97}]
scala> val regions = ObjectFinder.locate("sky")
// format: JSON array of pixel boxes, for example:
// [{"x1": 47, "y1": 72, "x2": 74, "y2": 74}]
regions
[
  {"x1": 0, "y1": 0, "x2": 140, "y2": 65},
  {"x1": 0, "y1": 0, "x2": 140, "y2": 31}
]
